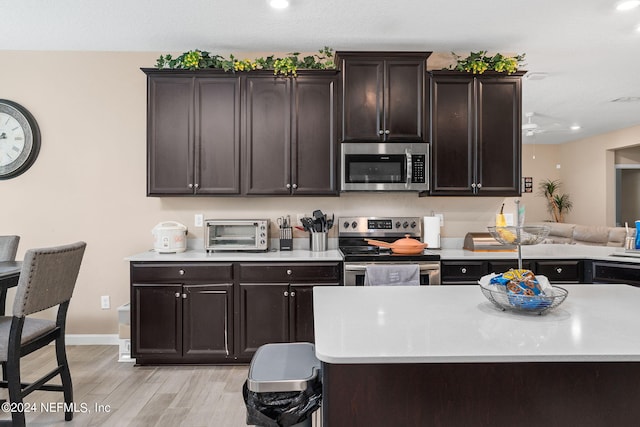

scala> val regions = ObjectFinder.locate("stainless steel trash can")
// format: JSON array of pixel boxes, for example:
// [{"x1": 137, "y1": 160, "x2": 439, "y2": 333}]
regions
[{"x1": 245, "y1": 342, "x2": 321, "y2": 427}]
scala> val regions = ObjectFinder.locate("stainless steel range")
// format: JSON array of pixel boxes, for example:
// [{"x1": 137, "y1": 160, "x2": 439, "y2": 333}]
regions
[{"x1": 339, "y1": 216, "x2": 441, "y2": 285}]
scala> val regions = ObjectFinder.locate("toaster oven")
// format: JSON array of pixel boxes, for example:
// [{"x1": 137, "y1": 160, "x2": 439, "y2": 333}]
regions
[{"x1": 205, "y1": 219, "x2": 270, "y2": 252}]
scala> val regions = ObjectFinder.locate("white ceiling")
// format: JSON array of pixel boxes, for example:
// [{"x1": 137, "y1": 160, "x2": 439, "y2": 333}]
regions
[{"x1": 2, "y1": 0, "x2": 639, "y2": 144}]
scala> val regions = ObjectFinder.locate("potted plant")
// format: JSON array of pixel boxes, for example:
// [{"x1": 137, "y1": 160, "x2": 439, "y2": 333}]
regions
[
  {"x1": 448, "y1": 51, "x2": 526, "y2": 74},
  {"x1": 538, "y1": 179, "x2": 573, "y2": 222},
  {"x1": 155, "y1": 47, "x2": 335, "y2": 77}
]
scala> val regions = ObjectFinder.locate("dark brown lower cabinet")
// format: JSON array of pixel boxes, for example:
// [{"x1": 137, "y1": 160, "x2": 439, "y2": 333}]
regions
[
  {"x1": 130, "y1": 261, "x2": 341, "y2": 364},
  {"x1": 290, "y1": 284, "x2": 316, "y2": 343},
  {"x1": 237, "y1": 282, "x2": 290, "y2": 359},
  {"x1": 236, "y1": 262, "x2": 341, "y2": 362},
  {"x1": 183, "y1": 284, "x2": 234, "y2": 358},
  {"x1": 592, "y1": 260, "x2": 640, "y2": 287},
  {"x1": 133, "y1": 284, "x2": 182, "y2": 357},
  {"x1": 441, "y1": 259, "x2": 584, "y2": 285},
  {"x1": 132, "y1": 283, "x2": 233, "y2": 364}
]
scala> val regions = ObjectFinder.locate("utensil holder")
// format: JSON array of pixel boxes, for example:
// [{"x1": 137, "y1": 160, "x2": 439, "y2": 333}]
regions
[
  {"x1": 280, "y1": 227, "x2": 293, "y2": 251},
  {"x1": 310, "y1": 232, "x2": 328, "y2": 252}
]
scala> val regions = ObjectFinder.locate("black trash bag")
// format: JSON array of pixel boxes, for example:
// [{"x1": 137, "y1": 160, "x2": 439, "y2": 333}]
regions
[{"x1": 243, "y1": 379, "x2": 322, "y2": 427}]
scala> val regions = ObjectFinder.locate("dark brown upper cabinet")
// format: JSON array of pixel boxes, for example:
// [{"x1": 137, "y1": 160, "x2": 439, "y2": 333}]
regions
[
  {"x1": 143, "y1": 69, "x2": 241, "y2": 196},
  {"x1": 143, "y1": 69, "x2": 337, "y2": 197},
  {"x1": 429, "y1": 71, "x2": 524, "y2": 196},
  {"x1": 243, "y1": 71, "x2": 339, "y2": 196},
  {"x1": 336, "y1": 51, "x2": 431, "y2": 142}
]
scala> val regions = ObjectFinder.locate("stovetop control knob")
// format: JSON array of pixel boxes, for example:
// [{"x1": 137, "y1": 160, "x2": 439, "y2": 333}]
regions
[
  {"x1": 411, "y1": 221, "x2": 417, "y2": 228},
  {"x1": 395, "y1": 221, "x2": 401, "y2": 228},
  {"x1": 351, "y1": 221, "x2": 358, "y2": 229},
  {"x1": 343, "y1": 221, "x2": 350, "y2": 229},
  {"x1": 402, "y1": 221, "x2": 409, "y2": 228}
]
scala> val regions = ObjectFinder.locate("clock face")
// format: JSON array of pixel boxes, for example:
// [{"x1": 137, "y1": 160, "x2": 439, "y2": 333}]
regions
[{"x1": 0, "y1": 100, "x2": 40, "y2": 179}]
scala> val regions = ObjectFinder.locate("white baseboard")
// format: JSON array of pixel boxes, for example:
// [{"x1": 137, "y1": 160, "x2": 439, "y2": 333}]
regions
[{"x1": 65, "y1": 334, "x2": 120, "y2": 345}]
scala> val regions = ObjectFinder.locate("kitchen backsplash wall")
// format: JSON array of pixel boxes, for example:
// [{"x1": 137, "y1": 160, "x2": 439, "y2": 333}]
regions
[{"x1": 0, "y1": 50, "x2": 636, "y2": 335}]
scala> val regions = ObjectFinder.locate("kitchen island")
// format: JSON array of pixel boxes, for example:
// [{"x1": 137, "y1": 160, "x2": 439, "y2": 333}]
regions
[{"x1": 313, "y1": 285, "x2": 640, "y2": 427}]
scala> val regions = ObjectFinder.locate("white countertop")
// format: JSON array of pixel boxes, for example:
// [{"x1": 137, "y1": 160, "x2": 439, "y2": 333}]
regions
[
  {"x1": 126, "y1": 242, "x2": 640, "y2": 264},
  {"x1": 437, "y1": 244, "x2": 639, "y2": 262},
  {"x1": 125, "y1": 248, "x2": 343, "y2": 262},
  {"x1": 313, "y1": 284, "x2": 640, "y2": 364}
]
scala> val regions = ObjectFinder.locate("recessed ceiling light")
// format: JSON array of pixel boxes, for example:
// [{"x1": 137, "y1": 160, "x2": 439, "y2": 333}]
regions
[
  {"x1": 269, "y1": 0, "x2": 289, "y2": 9},
  {"x1": 616, "y1": 0, "x2": 640, "y2": 11}
]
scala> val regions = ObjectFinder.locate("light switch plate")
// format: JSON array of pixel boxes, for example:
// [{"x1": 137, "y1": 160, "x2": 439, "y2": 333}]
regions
[{"x1": 195, "y1": 214, "x2": 203, "y2": 227}]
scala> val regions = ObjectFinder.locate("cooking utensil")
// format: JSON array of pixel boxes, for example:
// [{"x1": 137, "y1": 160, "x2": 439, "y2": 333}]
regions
[
  {"x1": 365, "y1": 234, "x2": 428, "y2": 254},
  {"x1": 326, "y1": 214, "x2": 334, "y2": 230},
  {"x1": 301, "y1": 217, "x2": 315, "y2": 233}
]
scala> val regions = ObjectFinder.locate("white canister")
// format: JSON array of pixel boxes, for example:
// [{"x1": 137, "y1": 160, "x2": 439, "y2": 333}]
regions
[
  {"x1": 423, "y1": 216, "x2": 441, "y2": 249},
  {"x1": 152, "y1": 221, "x2": 188, "y2": 253}
]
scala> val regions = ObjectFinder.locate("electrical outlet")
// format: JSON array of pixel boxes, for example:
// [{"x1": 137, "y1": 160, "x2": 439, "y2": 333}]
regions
[
  {"x1": 101, "y1": 295, "x2": 110, "y2": 310},
  {"x1": 434, "y1": 213, "x2": 444, "y2": 226},
  {"x1": 194, "y1": 214, "x2": 203, "y2": 227}
]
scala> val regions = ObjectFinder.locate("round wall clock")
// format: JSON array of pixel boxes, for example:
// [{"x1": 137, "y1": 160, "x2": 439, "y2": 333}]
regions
[{"x1": 0, "y1": 99, "x2": 41, "y2": 179}]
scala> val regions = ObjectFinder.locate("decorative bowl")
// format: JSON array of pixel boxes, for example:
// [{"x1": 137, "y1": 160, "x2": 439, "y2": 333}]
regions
[
  {"x1": 487, "y1": 226, "x2": 550, "y2": 246},
  {"x1": 479, "y1": 283, "x2": 568, "y2": 314}
]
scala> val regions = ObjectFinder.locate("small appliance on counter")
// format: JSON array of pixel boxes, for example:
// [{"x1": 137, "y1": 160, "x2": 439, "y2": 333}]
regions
[
  {"x1": 152, "y1": 221, "x2": 188, "y2": 253},
  {"x1": 463, "y1": 232, "x2": 516, "y2": 252},
  {"x1": 205, "y1": 219, "x2": 269, "y2": 252}
]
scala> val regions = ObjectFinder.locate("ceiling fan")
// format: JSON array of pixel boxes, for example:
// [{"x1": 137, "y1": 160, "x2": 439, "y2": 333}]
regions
[{"x1": 522, "y1": 112, "x2": 580, "y2": 137}]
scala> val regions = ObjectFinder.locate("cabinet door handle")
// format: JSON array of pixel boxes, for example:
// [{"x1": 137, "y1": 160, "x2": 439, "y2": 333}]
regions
[
  {"x1": 290, "y1": 291, "x2": 296, "y2": 297},
  {"x1": 175, "y1": 292, "x2": 180, "y2": 298},
  {"x1": 286, "y1": 269, "x2": 292, "y2": 275},
  {"x1": 223, "y1": 295, "x2": 229, "y2": 356},
  {"x1": 182, "y1": 293, "x2": 187, "y2": 299},
  {"x1": 556, "y1": 267, "x2": 563, "y2": 273},
  {"x1": 178, "y1": 269, "x2": 185, "y2": 275},
  {"x1": 194, "y1": 183, "x2": 199, "y2": 189},
  {"x1": 471, "y1": 183, "x2": 476, "y2": 189},
  {"x1": 384, "y1": 129, "x2": 390, "y2": 135},
  {"x1": 286, "y1": 183, "x2": 291, "y2": 189},
  {"x1": 477, "y1": 183, "x2": 482, "y2": 189},
  {"x1": 292, "y1": 184, "x2": 297, "y2": 189},
  {"x1": 461, "y1": 268, "x2": 467, "y2": 274},
  {"x1": 284, "y1": 291, "x2": 289, "y2": 297},
  {"x1": 378, "y1": 130, "x2": 384, "y2": 135},
  {"x1": 188, "y1": 184, "x2": 193, "y2": 189}
]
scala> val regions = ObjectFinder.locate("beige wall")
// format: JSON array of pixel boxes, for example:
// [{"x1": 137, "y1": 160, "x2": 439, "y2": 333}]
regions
[
  {"x1": 559, "y1": 126, "x2": 640, "y2": 225},
  {"x1": 0, "y1": 51, "x2": 617, "y2": 334}
]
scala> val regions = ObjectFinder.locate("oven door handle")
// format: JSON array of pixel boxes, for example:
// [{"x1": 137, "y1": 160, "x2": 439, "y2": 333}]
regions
[{"x1": 344, "y1": 263, "x2": 440, "y2": 272}]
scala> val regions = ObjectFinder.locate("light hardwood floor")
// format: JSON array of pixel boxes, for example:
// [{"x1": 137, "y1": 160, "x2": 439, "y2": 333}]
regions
[{"x1": 0, "y1": 346, "x2": 250, "y2": 426}]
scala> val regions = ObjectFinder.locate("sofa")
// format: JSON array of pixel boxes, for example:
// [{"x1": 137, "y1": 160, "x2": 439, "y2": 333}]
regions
[{"x1": 532, "y1": 222, "x2": 632, "y2": 247}]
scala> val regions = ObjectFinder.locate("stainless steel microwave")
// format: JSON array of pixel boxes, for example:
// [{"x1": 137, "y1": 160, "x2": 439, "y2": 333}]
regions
[
  {"x1": 340, "y1": 142, "x2": 429, "y2": 191},
  {"x1": 205, "y1": 219, "x2": 269, "y2": 252}
]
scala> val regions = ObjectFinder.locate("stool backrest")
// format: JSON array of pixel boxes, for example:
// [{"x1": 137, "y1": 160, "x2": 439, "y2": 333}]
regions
[
  {"x1": 13, "y1": 241, "x2": 86, "y2": 318},
  {"x1": 0, "y1": 235, "x2": 20, "y2": 262}
]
